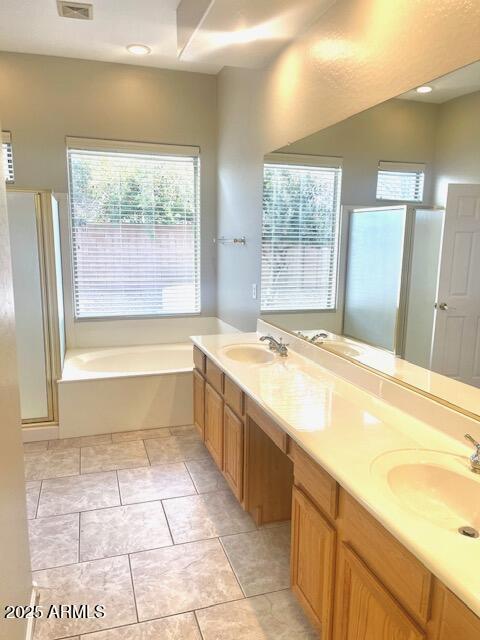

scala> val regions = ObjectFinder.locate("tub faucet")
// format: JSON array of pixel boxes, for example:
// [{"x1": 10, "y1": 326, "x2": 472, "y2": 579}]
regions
[
  {"x1": 259, "y1": 335, "x2": 288, "y2": 357},
  {"x1": 310, "y1": 332, "x2": 329, "y2": 343},
  {"x1": 464, "y1": 434, "x2": 480, "y2": 474}
]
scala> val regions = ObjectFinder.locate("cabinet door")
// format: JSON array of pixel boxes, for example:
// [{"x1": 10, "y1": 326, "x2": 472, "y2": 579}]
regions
[
  {"x1": 291, "y1": 486, "x2": 335, "y2": 637},
  {"x1": 193, "y1": 369, "x2": 205, "y2": 439},
  {"x1": 432, "y1": 585, "x2": 480, "y2": 640},
  {"x1": 223, "y1": 405, "x2": 244, "y2": 501},
  {"x1": 205, "y1": 382, "x2": 224, "y2": 469},
  {"x1": 334, "y1": 543, "x2": 425, "y2": 640}
]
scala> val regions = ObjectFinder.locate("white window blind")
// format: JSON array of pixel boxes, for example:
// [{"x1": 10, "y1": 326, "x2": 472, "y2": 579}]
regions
[
  {"x1": 261, "y1": 154, "x2": 342, "y2": 312},
  {"x1": 2, "y1": 132, "x2": 14, "y2": 183},
  {"x1": 67, "y1": 138, "x2": 200, "y2": 318},
  {"x1": 376, "y1": 161, "x2": 425, "y2": 202}
]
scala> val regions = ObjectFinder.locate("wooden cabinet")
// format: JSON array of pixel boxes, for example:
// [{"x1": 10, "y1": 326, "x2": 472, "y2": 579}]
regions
[
  {"x1": 193, "y1": 368, "x2": 205, "y2": 439},
  {"x1": 430, "y1": 585, "x2": 480, "y2": 640},
  {"x1": 193, "y1": 346, "x2": 206, "y2": 374},
  {"x1": 334, "y1": 543, "x2": 425, "y2": 640},
  {"x1": 224, "y1": 375, "x2": 244, "y2": 417},
  {"x1": 223, "y1": 404, "x2": 244, "y2": 500},
  {"x1": 291, "y1": 487, "x2": 335, "y2": 636},
  {"x1": 206, "y1": 358, "x2": 224, "y2": 394},
  {"x1": 204, "y1": 382, "x2": 224, "y2": 468}
]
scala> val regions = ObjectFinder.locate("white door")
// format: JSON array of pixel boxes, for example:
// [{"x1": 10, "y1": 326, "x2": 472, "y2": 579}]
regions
[{"x1": 431, "y1": 184, "x2": 480, "y2": 386}]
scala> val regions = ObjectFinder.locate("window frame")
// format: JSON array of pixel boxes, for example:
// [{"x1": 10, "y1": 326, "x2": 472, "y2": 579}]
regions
[
  {"x1": 376, "y1": 160, "x2": 426, "y2": 204},
  {"x1": 261, "y1": 152, "x2": 343, "y2": 314},
  {"x1": 66, "y1": 137, "x2": 202, "y2": 321}
]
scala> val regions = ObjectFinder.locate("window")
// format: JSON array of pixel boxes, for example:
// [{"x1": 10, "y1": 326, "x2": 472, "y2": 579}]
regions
[
  {"x1": 376, "y1": 161, "x2": 425, "y2": 202},
  {"x1": 67, "y1": 138, "x2": 200, "y2": 318},
  {"x1": 2, "y1": 131, "x2": 14, "y2": 183},
  {"x1": 261, "y1": 154, "x2": 342, "y2": 312}
]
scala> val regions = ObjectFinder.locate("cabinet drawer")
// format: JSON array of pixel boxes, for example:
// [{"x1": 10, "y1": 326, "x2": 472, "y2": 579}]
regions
[
  {"x1": 193, "y1": 346, "x2": 206, "y2": 374},
  {"x1": 340, "y1": 491, "x2": 432, "y2": 625},
  {"x1": 206, "y1": 358, "x2": 224, "y2": 394},
  {"x1": 289, "y1": 440, "x2": 338, "y2": 520},
  {"x1": 224, "y1": 376, "x2": 244, "y2": 417},
  {"x1": 246, "y1": 397, "x2": 287, "y2": 453}
]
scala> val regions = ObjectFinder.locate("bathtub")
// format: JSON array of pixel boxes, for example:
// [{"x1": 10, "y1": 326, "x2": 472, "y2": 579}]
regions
[{"x1": 58, "y1": 343, "x2": 193, "y2": 437}]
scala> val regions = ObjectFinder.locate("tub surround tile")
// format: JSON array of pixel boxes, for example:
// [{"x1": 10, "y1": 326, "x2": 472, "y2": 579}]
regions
[
  {"x1": 78, "y1": 614, "x2": 201, "y2": 639},
  {"x1": 145, "y1": 434, "x2": 209, "y2": 465},
  {"x1": 38, "y1": 471, "x2": 120, "y2": 517},
  {"x1": 49, "y1": 434, "x2": 112, "y2": 450},
  {"x1": 28, "y1": 513, "x2": 79, "y2": 571},
  {"x1": 111, "y1": 427, "x2": 171, "y2": 443},
  {"x1": 163, "y1": 491, "x2": 256, "y2": 544},
  {"x1": 80, "y1": 501, "x2": 172, "y2": 561},
  {"x1": 220, "y1": 524, "x2": 291, "y2": 596},
  {"x1": 196, "y1": 590, "x2": 318, "y2": 640},
  {"x1": 24, "y1": 441, "x2": 49, "y2": 453},
  {"x1": 130, "y1": 538, "x2": 243, "y2": 621},
  {"x1": 117, "y1": 463, "x2": 196, "y2": 505},
  {"x1": 185, "y1": 456, "x2": 229, "y2": 494},
  {"x1": 26, "y1": 480, "x2": 41, "y2": 519},
  {"x1": 24, "y1": 449, "x2": 80, "y2": 481},
  {"x1": 33, "y1": 555, "x2": 137, "y2": 640},
  {"x1": 80, "y1": 441, "x2": 149, "y2": 474}
]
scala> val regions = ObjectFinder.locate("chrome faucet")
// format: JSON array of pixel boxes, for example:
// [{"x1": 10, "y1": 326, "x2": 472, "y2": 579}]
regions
[
  {"x1": 259, "y1": 335, "x2": 288, "y2": 357},
  {"x1": 310, "y1": 332, "x2": 329, "y2": 343},
  {"x1": 464, "y1": 434, "x2": 480, "y2": 474}
]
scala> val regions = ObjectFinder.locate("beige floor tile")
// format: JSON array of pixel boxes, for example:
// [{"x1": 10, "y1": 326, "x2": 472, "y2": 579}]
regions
[
  {"x1": 29, "y1": 513, "x2": 79, "y2": 571},
  {"x1": 78, "y1": 613, "x2": 201, "y2": 639},
  {"x1": 24, "y1": 441, "x2": 48, "y2": 453},
  {"x1": 38, "y1": 471, "x2": 120, "y2": 517},
  {"x1": 220, "y1": 523, "x2": 291, "y2": 596},
  {"x1": 163, "y1": 490, "x2": 256, "y2": 544},
  {"x1": 80, "y1": 501, "x2": 172, "y2": 561},
  {"x1": 80, "y1": 441, "x2": 149, "y2": 474},
  {"x1": 185, "y1": 456, "x2": 229, "y2": 494},
  {"x1": 33, "y1": 556, "x2": 137, "y2": 640},
  {"x1": 196, "y1": 590, "x2": 318, "y2": 640},
  {"x1": 26, "y1": 480, "x2": 41, "y2": 519},
  {"x1": 117, "y1": 463, "x2": 196, "y2": 505},
  {"x1": 24, "y1": 449, "x2": 80, "y2": 481},
  {"x1": 130, "y1": 538, "x2": 243, "y2": 621},
  {"x1": 111, "y1": 427, "x2": 171, "y2": 443},
  {"x1": 169, "y1": 425, "x2": 197, "y2": 437},
  {"x1": 145, "y1": 434, "x2": 209, "y2": 465},
  {"x1": 49, "y1": 434, "x2": 112, "y2": 450}
]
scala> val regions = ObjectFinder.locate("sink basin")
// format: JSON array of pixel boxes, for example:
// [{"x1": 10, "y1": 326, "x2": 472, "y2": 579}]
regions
[
  {"x1": 320, "y1": 340, "x2": 363, "y2": 358},
  {"x1": 371, "y1": 449, "x2": 480, "y2": 531},
  {"x1": 221, "y1": 344, "x2": 275, "y2": 364}
]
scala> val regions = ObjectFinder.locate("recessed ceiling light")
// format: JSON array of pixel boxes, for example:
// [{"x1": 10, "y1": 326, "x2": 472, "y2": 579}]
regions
[
  {"x1": 126, "y1": 44, "x2": 151, "y2": 56},
  {"x1": 416, "y1": 85, "x2": 433, "y2": 94}
]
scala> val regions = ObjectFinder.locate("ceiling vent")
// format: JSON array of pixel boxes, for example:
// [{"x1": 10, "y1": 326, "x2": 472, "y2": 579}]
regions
[{"x1": 57, "y1": 1, "x2": 93, "y2": 20}]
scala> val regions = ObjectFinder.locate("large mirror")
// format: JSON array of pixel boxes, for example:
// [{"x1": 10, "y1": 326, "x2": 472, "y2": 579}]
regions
[{"x1": 260, "y1": 60, "x2": 480, "y2": 416}]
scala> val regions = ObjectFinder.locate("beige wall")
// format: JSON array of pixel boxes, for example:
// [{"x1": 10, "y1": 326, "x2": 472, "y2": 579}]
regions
[
  {"x1": 217, "y1": 0, "x2": 480, "y2": 331},
  {"x1": 434, "y1": 90, "x2": 480, "y2": 205},
  {"x1": 0, "y1": 52, "x2": 218, "y2": 346},
  {"x1": 0, "y1": 121, "x2": 32, "y2": 639}
]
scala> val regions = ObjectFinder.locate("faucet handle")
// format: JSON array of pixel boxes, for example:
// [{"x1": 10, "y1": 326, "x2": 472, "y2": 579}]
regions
[{"x1": 465, "y1": 434, "x2": 480, "y2": 450}]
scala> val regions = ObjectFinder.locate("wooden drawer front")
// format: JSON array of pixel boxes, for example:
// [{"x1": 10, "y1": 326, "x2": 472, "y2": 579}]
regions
[
  {"x1": 224, "y1": 376, "x2": 244, "y2": 417},
  {"x1": 205, "y1": 383, "x2": 224, "y2": 469},
  {"x1": 340, "y1": 491, "x2": 432, "y2": 625},
  {"x1": 434, "y1": 586, "x2": 480, "y2": 640},
  {"x1": 223, "y1": 405, "x2": 244, "y2": 501},
  {"x1": 206, "y1": 358, "x2": 224, "y2": 394},
  {"x1": 246, "y1": 398, "x2": 287, "y2": 453},
  {"x1": 334, "y1": 543, "x2": 425, "y2": 640},
  {"x1": 289, "y1": 440, "x2": 338, "y2": 520},
  {"x1": 193, "y1": 369, "x2": 205, "y2": 439},
  {"x1": 291, "y1": 487, "x2": 335, "y2": 636},
  {"x1": 193, "y1": 346, "x2": 206, "y2": 374}
]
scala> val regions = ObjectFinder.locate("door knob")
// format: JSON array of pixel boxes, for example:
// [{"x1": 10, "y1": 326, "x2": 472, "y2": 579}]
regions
[{"x1": 435, "y1": 302, "x2": 448, "y2": 310}]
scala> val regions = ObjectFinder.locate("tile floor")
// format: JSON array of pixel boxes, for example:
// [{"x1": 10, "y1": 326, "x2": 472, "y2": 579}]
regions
[{"x1": 24, "y1": 426, "x2": 318, "y2": 639}]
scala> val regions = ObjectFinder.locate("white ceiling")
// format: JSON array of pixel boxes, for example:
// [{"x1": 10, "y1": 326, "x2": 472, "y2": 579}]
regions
[
  {"x1": 398, "y1": 60, "x2": 480, "y2": 103},
  {"x1": 0, "y1": 0, "x2": 334, "y2": 74}
]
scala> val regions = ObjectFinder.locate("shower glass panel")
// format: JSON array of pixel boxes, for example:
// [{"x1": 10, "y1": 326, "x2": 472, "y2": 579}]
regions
[{"x1": 343, "y1": 206, "x2": 408, "y2": 352}]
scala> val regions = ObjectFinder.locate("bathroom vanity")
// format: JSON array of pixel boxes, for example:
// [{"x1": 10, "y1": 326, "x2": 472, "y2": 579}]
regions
[{"x1": 191, "y1": 333, "x2": 480, "y2": 639}]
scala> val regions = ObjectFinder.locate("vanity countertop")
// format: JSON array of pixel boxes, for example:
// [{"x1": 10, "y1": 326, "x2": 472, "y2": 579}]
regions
[{"x1": 191, "y1": 331, "x2": 480, "y2": 617}]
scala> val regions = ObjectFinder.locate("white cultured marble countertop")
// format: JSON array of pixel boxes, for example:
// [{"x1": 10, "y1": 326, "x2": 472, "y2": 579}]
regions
[{"x1": 191, "y1": 331, "x2": 480, "y2": 617}]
